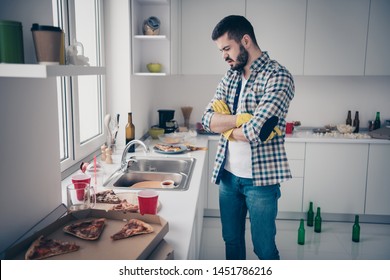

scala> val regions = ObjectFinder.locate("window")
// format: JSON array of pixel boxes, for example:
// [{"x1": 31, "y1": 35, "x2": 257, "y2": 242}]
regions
[{"x1": 54, "y1": 0, "x2": 105, "y2": 173}]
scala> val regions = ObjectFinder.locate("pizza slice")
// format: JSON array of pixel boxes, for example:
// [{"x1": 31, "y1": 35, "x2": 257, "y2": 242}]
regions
[
  {"x1": 25, "y1": 235, "x2": 80, "y2": 260},
  {"x1": 63, "y1": 218, "x2": 106, "y2": 240},
  {"x1": 95, "y1": 190, "x2": 121, "y2": 204},
  {"x1": 111, "y1": 219, "x2": 153, "y2": 241},
  {"x1": 154, "y1": 143, "x2": 182, "y2": 153},
  {"x1": 109, "y1": 199, "x2": 139, "y2": 212}
]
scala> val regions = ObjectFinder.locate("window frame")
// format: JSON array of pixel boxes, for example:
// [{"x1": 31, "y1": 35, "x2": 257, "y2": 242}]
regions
[{"x1": 53, "y1": 0, "x2": 106, "y2": 174}]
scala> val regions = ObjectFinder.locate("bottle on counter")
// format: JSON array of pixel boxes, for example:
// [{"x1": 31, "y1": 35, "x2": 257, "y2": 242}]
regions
[
  {"x1": 346, "y1": 110, "x2": 352, "y2": 126},
  {"x1": 298, "y1": 219, "x2": 305, "y2": 245},
  {"x1": 352, "y1": 215, "x2": 360, "y2": 242},
  {"x1": 353, "y1": 111, "x2": 360, "y2": 133},
  {"x1": 374, "y1": 112, "x2": 381, "y2": 130},
  {"x1": 125, "y1": 112, "x2": 135, "y2": 152},
  {"x1": 314, "y1": 207, "x2": 322, "y2": 233},
  {"x1": 307, "y1": 201, "x2": 314, "y2": 227}
]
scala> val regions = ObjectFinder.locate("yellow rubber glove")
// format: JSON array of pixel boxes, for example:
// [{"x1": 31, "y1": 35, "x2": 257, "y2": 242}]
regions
[
  {"x1": 212, "y1": 99, "x2": 230, "y2": 115},
  {"x1": 222, "y1": 128, "x2": 235, "y2": 141},
  {"x1": 264, "y1": 126, "x2": 282, "y2": 143},
  {"x1": 236, "y1": 113, "x2": 253, "y2": 127}
]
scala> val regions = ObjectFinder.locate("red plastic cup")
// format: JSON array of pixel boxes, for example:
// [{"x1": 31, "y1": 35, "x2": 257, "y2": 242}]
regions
[
  {"x1": 71, "y1": 173, "x2": 91, "y2": 200},
  {"x1": 286, "y1": 122, "x2": 294, "y2": 134},
  {"x1": 137, "y1": 190, "x2": 159, "y2": 215}
]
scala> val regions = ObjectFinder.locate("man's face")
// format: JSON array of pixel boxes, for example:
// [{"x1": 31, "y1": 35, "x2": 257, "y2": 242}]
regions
[{"x1": 215, "y1": 33, "x2": 248, "y2": 71}]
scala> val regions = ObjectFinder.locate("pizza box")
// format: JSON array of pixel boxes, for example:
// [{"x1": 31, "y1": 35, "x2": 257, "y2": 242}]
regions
[
  {"x1": 5, "y1": 209, "x2": 169, "y2": 260},
  {"x1": 148, "y1": 239, "x2": 174, "y2": 260}
]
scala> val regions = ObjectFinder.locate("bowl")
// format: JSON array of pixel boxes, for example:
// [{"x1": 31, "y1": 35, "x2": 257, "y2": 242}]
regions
[
  {"x1": 149, "y1": 127, "x2": 165, "y2": 139},
  {"x1": 158, "y1": 132, "x2": 186, "y2": 144},
  {"x1": 147, "y1": 63, "x2": 162, "y2": 73},
  {"x1": 337, "y1": 124, "x2": 355, "y2": 134}
]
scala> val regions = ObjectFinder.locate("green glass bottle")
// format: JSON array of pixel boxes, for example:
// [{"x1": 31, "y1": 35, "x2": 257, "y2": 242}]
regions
[
  {"x1": 352, "y1": 215, "x2": 360, "y2": 242},
  {"x1": 298, "y1": 219, "x2": 305, "y2": 245},
  {"x1": 314, "y1": 207, "x2": 322, "y2": 233},
  {"x1": 374, "y1": 112, "x2": 381, "y2": 130},
  {"x1": 307, "y1": 201, "x2": 314, "y2": 227}
]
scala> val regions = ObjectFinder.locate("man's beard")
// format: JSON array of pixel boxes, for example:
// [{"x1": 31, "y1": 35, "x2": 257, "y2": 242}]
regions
[{"x1": 230, "y1": 44, "x2": 249, "y2": 71}]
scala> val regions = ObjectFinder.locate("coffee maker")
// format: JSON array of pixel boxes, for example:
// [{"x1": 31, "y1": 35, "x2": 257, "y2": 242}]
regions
[{"x1": 158, "y1": 109, "x2": 178, "y2": 133}]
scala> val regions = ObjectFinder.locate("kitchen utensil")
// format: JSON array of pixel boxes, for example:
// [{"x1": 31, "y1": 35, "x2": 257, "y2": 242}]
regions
[
  {"x1": 137, "y1": 190, "x2": 159, "y2": 215},
  {"x1": 153, "y1": 144, "x2": 188, "y2": 154},
  {"x1": 161, "y1": 180, "x2": 175, "y2": 189},
  {"x1": 66, "y1": 182, "x2": 96, "y2": 212},
  {"x1": 31, "y1": 24, "x2": 63, "y2": 65},
  {"x1": 147, "y1": 63, "x2": 162, "y2": 73},
  {"x1": 158, "y1": 132, "x2": 185, "y2": 144},
  {"x1": 158, "y1": 109, "x2": 175, "y2": 131},
  {"x1": 286, "y1": 122, "x2": 294, "y2": 134},
  {"x1": 149, "y1": 127, "x2": 165, "y2": 139},
  {"x1": 104, "y1": 114, "x2": 111, "y2": 145},
  {"x1": 143, "y1": 16, "x2": 161, "y2": 35},
  {"x1": 181, "y1": 106, "x2": 193, "y2": 129}
]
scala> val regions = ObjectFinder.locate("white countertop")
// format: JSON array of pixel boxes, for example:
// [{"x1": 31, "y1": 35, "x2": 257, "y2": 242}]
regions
[
  {"x1": 61, "y1": 136, "x2": 209, "y2": 260},
  {"x1": 208, "y1": 130, "x2": 390, "y2": 144},
  {"x1": 285, "y1": 130, "x2": 390, "y2": 144}
]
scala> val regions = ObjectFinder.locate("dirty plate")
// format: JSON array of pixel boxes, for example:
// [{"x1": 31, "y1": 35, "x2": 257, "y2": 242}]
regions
[{"x1": 153, "y1": 144, "x2": 188, "y2": 154}]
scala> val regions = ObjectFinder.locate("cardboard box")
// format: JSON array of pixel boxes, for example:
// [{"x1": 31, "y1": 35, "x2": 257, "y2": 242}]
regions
[
  {"x1": 148, "y1": 239, "x2": 174, "y2": 260},
  {"x1": 5, "y1": 209, "x2": 169, "y2": 260}
]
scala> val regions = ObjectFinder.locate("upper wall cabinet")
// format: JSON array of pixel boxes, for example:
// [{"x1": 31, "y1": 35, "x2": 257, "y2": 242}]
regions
[
  {"x1": 181, "y1": 0, "x2": 245, "y2": 75},
  {"x1": 304, "y1": 0, "x2": 370, "y2": 75},
  {"x1": 131, "y1": 0, "x2": 171, "y2": 75},
  {"x1": 247, "y1": 0, "x2": 306, "y2": 75},
  {"x1": 365, "y1": 0, "x2": 390, "y2": 76}
]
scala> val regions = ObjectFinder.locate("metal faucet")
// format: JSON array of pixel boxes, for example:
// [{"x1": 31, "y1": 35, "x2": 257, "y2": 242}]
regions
[{"x1": 120, "y1": 139, "x2": 150, "y2": 171}]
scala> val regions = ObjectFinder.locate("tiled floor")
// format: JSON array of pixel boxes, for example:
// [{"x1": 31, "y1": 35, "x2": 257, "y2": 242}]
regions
[{"x1": 199, "y1": 217, "x2": 390, "y2": 260}]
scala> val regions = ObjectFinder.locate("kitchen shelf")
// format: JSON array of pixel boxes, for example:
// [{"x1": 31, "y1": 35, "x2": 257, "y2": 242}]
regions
[
  {"x1": 133, "y1": 72, "x2": 167, "y2": 76},
  {"x1": 0, "y1": 64, "x2": 106, "y2": 78},
  {"x1": 134, "y1": 35, "x2": 167, "y2": 40}
]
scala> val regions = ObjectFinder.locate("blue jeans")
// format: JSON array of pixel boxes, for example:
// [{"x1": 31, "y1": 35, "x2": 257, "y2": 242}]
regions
[{"x1": 219, "y1": 169, "x2": 281, "y2": 260}]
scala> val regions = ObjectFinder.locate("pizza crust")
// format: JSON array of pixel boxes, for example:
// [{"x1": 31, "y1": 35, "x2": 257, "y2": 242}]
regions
[
  {"x1": 111, "y1": 219, "x2": 153, "y2": 240},
  {"x1": 25, "y1": 235, "x2": 80, "y2": 260}
]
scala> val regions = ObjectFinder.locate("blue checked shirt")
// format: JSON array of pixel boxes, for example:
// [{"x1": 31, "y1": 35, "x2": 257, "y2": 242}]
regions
[{"x1": 202, "y1": 52, "x2": 295, "y2": 186}]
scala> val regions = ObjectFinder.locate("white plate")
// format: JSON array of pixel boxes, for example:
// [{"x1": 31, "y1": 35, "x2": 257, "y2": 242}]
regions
[{"x1": 153, "y1": 144, "x2": 188, "y2": 154}]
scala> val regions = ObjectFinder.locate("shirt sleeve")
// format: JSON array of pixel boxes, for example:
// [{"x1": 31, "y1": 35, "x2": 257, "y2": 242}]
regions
[
  {"x1": 242, "y1": 68, "x2": 295, "y2": 143},
  {"x1": 201, "y1": 74, "x2": 231, "y2": 132}
]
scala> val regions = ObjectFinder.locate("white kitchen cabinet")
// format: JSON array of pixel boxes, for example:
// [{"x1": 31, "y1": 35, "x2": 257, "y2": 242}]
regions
[
  {"x1": 246, "y1": 0, "x2": 306, "y2": 75},
  {"x1": 304, "y1": 0, "x2": 370, "y2": 75},
  {"x1": 131, "y1": 0, "x2": 171, "y2": 75},
  {"x1": 206, "y1": 139, "x2": 219, "y2": 210},
  {"x1": 303, "y1": 143, "x2": 369, "y2": 214},
  {"x1": 365, "y1": 0, "x2": 390, "y2": 75},
  {"x1": 365, "y1": 144, "x2": 390, "y2": 215},
  {"x1": 279, "y1": 143, "x2": 305, "y2": 212},
  {"x1": 181, "y1": 0, "x2": 245, "y2": 75}
]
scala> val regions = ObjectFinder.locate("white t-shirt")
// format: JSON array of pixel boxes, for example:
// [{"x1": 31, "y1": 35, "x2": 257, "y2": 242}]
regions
[{"x1": 224, "y1": 76, "x2": 252, "y2": 178}]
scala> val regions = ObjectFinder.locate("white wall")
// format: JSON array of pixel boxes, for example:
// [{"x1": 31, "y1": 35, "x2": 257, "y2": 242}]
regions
[
  {"x1": 103, "y1": 0, "x2": 132, "y2": 148},
  {"x1": 130, "y1": 75, "x2": 390, "y2": 133},
  {"x1": 0, "y1": 0, "x2": 62, "y2": 254}
]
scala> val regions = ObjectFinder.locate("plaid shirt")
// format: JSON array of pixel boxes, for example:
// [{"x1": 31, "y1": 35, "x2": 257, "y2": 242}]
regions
[{"x1": 202, "y1": 52, "x2": 295, "y2": 186}]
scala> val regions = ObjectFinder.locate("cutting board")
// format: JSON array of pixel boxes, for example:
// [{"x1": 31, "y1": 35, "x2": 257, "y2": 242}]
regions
[{"x1": 132, "y1": 181, "x2": 163, "y2": 189}]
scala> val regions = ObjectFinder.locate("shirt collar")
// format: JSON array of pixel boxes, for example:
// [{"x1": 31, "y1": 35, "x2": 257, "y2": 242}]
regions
[{"x1": 227, "y1": 51, "x2": 270, "y2": 76}]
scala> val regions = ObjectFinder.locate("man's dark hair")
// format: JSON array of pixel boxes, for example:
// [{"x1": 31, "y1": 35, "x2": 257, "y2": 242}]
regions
[{"x1": 211, "y1": 15, "x2": 258, "y2": 46}]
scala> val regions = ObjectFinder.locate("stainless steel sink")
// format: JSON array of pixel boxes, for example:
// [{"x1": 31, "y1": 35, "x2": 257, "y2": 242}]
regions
[{"x1": 103, "y1": 156, "x2": 196, "y2": 191}]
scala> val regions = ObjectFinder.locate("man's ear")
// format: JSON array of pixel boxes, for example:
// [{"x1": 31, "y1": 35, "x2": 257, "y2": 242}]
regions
[{"x1": 241, "y1": 34, "x2": 251, "y2": 47}]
